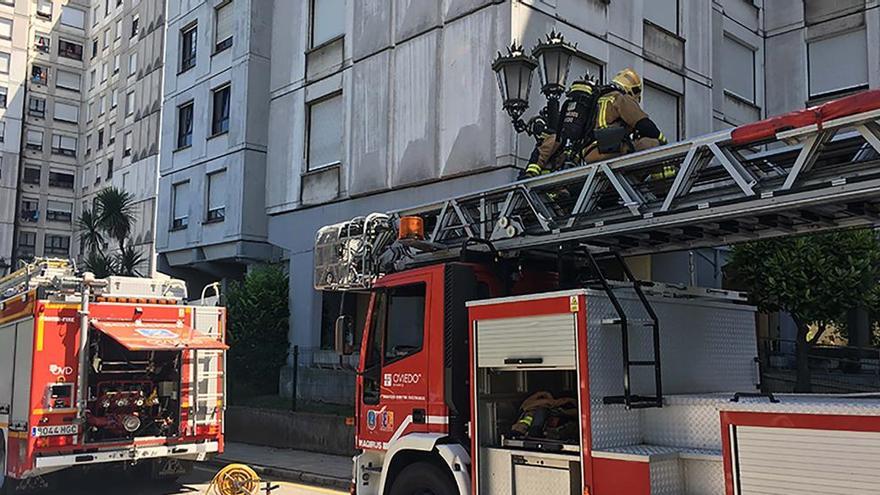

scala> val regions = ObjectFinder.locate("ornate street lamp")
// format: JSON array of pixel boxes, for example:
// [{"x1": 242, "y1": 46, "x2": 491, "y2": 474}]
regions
[
  {"x1": 492, "y1": 42, "x2": 538, "y2": 124},
  {"x1": 532, "y1": 31, "x2": 577, "y2": 100},
  {"x1": 492, "y1": 32, "x2": 577, "y2": 136}
]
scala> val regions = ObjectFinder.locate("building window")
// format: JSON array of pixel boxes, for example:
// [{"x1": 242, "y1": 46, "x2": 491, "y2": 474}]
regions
[
  {"x1": 85, "y1": 133, "x2": 91, "y2": 156},
  {"x1": 125, "y1": 90, "x2": 134, "y2": 115},
  {"x1": 310, "y1": 0, "x2": 345, "y2": 48},
  {"x1": 48, "y1": 170, "x2": 74, "y2": 189},
  {"x1": 107, "y1": 158, "x2": 114, "y2": 179},
  {"x1": 307, "y1": 93, "x2": 343, "y2": 170},
  {"x1": 0, "y1": 18, "x2": 13, "y2": 40},
  {"x1": 87, "y1": 101, "x2": 95, "y2": 121},
  {"x1": 23, "y1": 166, "x2": 41, "y2": 185},
  {"x1": 26, "y1": 129, "x2": 43, "y2": 150},
  {"x1": 109, "y1": 122, "x2": 116, "y2": 143},
  {"x1": 51, "y1": 134, "x2": 77, "y2": 157},
  {"x1": 36, "y1": 0, "x2": 52, "y2": 20},
  {"x1": 0, "y1": 86, "x2": 6, "y2": 108},
  {"x1": 44, "y1": 235, "x2": 70, "y2": 256},
  {"x1": 36, "y1": 33, "x2": 52, "y2": 53},
  {"x1": 128, "y1": 52, "x2": 137, "y2": 77},
  {"x1": 58, "y1": 39, "x2": 83, "y2": 60},
  {"x1": 56, "y1": 69, "x2": 81, "y2": 92},
  {"x1": 32, "y1": 96, "x2": 47, "y2": 118},
  {"x1": 644, "y1": 0, "x2": 678, "y2": 34},
  {"x1": 123, "y1": 131, "x2": 132, "y2": 157},
  {"x1": 60, "y1": 6, "x2": 86, "y2": 29},
  {"x1": 111, "y1": 89, "x2": 118, "y2": 108},
  {"x1": 54, "y1": 101, "x2": 79, "y2": 124},
  {"x1": 91, "y1": 37, "x2": 98, "y2": 58},
  {"x1": 211, "y1": 84, "x2": 230, "y2": 136},
  {"x1": 0, "y1": 121, "x2": 5, "y2": 142},
  {"x1": 643, "y1": 83, "x2": 680, "y2": 143},
  {"x1": 808, "y1": 28, "x2": 868, "y2": 98},
  {"x1": 206, "y1": 170, "x2": 227, "y2": 222},
  {"x1": 103, "y1": 28, "x2": 110, "y2": 48},
  {"x1": 20, "y1": 198, "x2": 39, "y2": 223},
  {"x1": 130, "y1": 14, "x2": 139, "y2": 38},
  {"x1": 215, "y1": 1, "x2": 233, "y2": 53},
  {"x1": 723, "y1": 35, "x2": 756, "y2": 103},
  {"x1": 92, "y1": 5, "x2": 99, "y2": 26},
  {"x1": 46, "y1": 201, "x2": 73, "y2": 223},
  {"x1": 98, "y1": 95, "x2": 105, "y2": 115},
  {"x1": 113, "y1": 54, "x2": 120, "y2": 74},
  {"x1": 181, "y1": 23, "x2": 197, "y2": 72},
  {"x1": 18, "y1": 232, "x2": 36, "y2": 256},
  {"x1": 177, "y1": 101, "x2": 194, "y2": 148},
  {"x1": 0, "y1": 52, "x2": 9, "y2": 74},
  {"x1": 101, "y1": 62, "x2": 108, "y2": 81},
  {"x1": 171, "y1": 181, "x2": 190, "y2": 230},
  {"x1": 97, "y1": 128, "x2": 104, "y2": 149},
  {"x1": 115, "y1": 19, "x2": 122, "y2": 40},
  {"x1": 31, "y1": 64, "x2": 48, "y2": 84},
  {"x1": 90, "y1": 69, "x2": 96, "y2": 89}
]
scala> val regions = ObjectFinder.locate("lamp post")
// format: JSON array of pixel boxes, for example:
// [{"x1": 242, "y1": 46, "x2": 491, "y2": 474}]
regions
[{"x1": 491, "y1": 31, "x2": 577, "y2": 137}]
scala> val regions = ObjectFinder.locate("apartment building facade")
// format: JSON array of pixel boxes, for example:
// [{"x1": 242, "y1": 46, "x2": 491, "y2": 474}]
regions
[
  {"x1": 0, "y1": 0, "x2": 163, "y2": 276},
  {"x1": 155, "y1": 0, "x2": 275, "y2": 290}
]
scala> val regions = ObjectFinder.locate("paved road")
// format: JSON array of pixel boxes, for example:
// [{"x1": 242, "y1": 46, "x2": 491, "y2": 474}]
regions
[{"x1": 17, "y1": 465, "x2": 345, "y2": 495}]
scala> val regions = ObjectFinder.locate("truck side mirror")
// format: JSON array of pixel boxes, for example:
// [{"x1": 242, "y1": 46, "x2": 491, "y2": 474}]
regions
[{"x1": 335, "y1": 315, "x2": 355, "y2": 356}]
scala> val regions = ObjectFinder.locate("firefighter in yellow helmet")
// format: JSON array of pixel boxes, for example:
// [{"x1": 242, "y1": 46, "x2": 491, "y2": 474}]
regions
[{"x1": 582, "y1": 68, "x2": 668, "y2": 166}]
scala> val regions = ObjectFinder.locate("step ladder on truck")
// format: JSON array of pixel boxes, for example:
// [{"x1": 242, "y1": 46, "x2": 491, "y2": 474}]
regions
[
  {"x1": 0, "y1": 259, "x2": 227, "y2": 492},
  {"x1": 314, "y1": 89, "x2": 880, "y2": 495}
]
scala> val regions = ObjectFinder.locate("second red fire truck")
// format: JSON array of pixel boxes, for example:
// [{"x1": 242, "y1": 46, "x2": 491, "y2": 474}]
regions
[
  {"x1": 315, "y1": 90, "x2": 880, "y2": 494},
  {"x1": 0, "y1": 259, "x2": 227, "y2": 492}
]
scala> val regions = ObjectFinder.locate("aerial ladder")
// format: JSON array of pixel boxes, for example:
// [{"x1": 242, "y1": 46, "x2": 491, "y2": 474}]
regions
[{"x1": 315, "y1": 89, "x2": 880, "y2": 409}]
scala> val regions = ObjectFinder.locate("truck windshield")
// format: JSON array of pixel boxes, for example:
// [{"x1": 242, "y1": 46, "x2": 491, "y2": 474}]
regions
[{"x1": 384, "y1": 284, "x2": 426, "y2": 362}]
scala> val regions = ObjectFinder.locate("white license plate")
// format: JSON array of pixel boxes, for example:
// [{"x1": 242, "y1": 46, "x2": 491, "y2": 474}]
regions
[{"x1": 31, "y1": 424, "x2": 79, "y2": 437}]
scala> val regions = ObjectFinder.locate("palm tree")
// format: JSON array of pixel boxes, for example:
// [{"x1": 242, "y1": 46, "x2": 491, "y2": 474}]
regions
[
  {"x1": 116, "y1": 244, "x2": 145, "y2": 277},
  {"x1": 95, "y1": 188, "x2": 136, "y2": 252},
  {"x1": 77, "y1": 208, "x2": 105, "y2": 256},
  {"x1": 76, "y1": 187, "x2": 144, "y2": 277}
]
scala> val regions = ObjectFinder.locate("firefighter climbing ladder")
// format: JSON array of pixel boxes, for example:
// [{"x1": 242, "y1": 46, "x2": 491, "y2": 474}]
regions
[{"x1": 398, "y1": 107, "x2": 880, "y2": 260}]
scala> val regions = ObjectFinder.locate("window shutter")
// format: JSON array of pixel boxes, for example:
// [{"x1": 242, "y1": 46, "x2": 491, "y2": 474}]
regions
[
  {"x1": 722, "y1": 36, "x2": 755, "y2": 102},
  {"x1": 216, "y1": 2, "x2": 234, "y2": 44},
  {"x1": 54, "y1": 102, "x2": 79, "y2": 123},
  {"x1": 48, "y1": 201, "x2": 72, "y2": 214},
  {"x1": 307, "y1": 95, "x2": 343, "y2": 169},
  {"x1": 57, "y1": 70, "x2": 81, "y2": 91},
  {"x1": 208, "y1": 171, "x2": 227, "y2": 210},
  {"x1": 808, "y1": 28, "x2": 868, "y2": 97},
  {"x1": 643, "y1": 84, "x2": 680, "y2": 143},
  {"x1": 27, "y1": 130, "x2": 43, "y2": 145},
  {"x1": 173, "y1": 182, "x2": 190, "y2": 219},
  {"x1": 60, "y1": 7, "x2": 85, "y2": 29},
  {"x1": 312, "y1": 0, "x2": 345, "y2": 47}
]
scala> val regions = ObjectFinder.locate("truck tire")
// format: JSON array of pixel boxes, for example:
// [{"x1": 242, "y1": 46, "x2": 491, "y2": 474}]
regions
[
  {"x1": 389, "y1": 462, "x2": 457, "y2": 495},
  {"x1": 0, "y1": 433, "x2": 15, "y2": 495}
]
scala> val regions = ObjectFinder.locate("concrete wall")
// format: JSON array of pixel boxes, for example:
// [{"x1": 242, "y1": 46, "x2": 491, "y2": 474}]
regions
[
  {"x1": 157, "y1": 0, "x2": 274, "y2": 280},
  {"x1": 226, "y1": 406, "x2": 356, "y2": 456}
]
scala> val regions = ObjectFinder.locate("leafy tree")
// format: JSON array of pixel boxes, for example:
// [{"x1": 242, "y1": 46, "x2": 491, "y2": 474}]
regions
[
  {"x1": 77, "y1": 187, "x2": 144, "y2": 276},
  {"x1": 225, "y1": 265, "x2": 290, "y2": 396},
  {"x1": 727, "y1": 229, "x2": 880, "y2": 392}
]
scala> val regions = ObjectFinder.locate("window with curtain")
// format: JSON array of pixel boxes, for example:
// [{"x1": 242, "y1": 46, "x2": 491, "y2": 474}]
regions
[
  {"x1": 46, "y1": 201, "x2": 73, "y2": 223},
  {"x1": 177, "y1": 102, "x2": 194, "y2": 148},
  {"x1": 211, "y1": 85, "x2": 231, "y2": 135},
  {"x1": 311, "y1": 0, "x2": 345, "y2": 48},
  {"x1": 215, "y1": 2, "x2": 233, "y2": 52},
  {"x1": 123, "y1": 131, "x2": 132, "y2": 157},
  {"x1": 307, "y1": 93, "x2": 343, "y2": 170},
  {"x1": 51, "y1": 134, "x2": 77, "y2": 156},
  {"x1": 207, "y1": 170, "x2": 227, "y2": 221},
  {"x1": 181, "y1": 24, "x2": 197, "y2": 71}
]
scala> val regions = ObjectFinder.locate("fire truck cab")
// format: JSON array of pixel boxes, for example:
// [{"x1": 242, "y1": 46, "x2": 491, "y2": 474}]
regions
[{"x1": 0, "y1": 260, "x2": 226, "y2": 492}]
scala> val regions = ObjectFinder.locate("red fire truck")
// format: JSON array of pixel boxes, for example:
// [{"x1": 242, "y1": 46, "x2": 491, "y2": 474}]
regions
[
  {"x1": 315, "y1": 90, "x2": 880, "y2": 494},
  {"x1": 0, "y1": 259, "x2": 226, "y2": 492}
]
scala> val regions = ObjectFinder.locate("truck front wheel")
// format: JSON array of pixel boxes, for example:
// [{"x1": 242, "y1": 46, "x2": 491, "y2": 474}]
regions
[{"x1": 389, "y1": 461, "x2": 457, "y2": 495}]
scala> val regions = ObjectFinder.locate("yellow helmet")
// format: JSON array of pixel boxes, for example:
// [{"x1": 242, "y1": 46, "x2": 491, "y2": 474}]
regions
[{"x1": 611, "y1": 68, "x2": 643, "y2": 102}]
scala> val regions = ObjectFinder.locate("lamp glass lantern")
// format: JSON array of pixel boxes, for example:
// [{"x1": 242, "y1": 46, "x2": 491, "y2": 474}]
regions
[
  {"x1": 532, "y1": 32, "x2": 577, "y2": 99},
  {"x1": 492, "y1": 44, "x2": 538, "y2": 121}
]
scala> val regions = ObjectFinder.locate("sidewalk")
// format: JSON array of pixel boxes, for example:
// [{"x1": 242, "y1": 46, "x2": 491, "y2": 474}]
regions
[{"x1": 212, "y1": 442, "x2": 352, "y2": 490}]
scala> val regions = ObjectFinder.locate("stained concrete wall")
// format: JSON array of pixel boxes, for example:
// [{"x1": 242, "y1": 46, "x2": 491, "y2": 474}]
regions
[{"x1": 226, "y1": 406, "x2": 356, "y2": 457}]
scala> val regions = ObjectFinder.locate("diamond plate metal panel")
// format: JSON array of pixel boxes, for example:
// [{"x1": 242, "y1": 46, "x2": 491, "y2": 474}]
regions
[
  {"x1": 587, "y1": 291, "x2": 757, "y2": 450},
  {"x1": 683, "y1": 458, "x2": 725, "y2": 495},
  {"x1": 650, "y1": 458, "x2": 684, "y2": 495},
  {"x1": 642, "y1": 395, "x2": 730, "y2": 450}
]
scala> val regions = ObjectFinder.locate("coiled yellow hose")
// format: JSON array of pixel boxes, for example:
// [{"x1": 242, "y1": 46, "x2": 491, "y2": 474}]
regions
[{"x1": 208, "y1": 463, "x2": 262, "y2": 495}]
